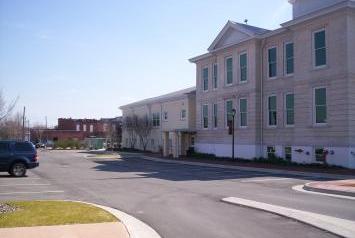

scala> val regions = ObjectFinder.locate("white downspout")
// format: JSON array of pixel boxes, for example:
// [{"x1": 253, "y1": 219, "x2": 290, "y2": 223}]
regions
[{"x1": 260, "y1": 39, "x2": 267, "y2": 158}]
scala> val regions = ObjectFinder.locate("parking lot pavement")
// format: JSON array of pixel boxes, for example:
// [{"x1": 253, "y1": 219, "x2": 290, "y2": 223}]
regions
[{"x1": 0, "y1": 171, "x2": 66, "y2": 201}]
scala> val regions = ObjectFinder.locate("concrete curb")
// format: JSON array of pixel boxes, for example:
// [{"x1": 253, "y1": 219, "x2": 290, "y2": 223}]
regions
[
  {"x1": 304, "y1": 182, "x2": 355, "y2": 197},
  {"x1": 221, "y1": 197, "x2": 355, "y2": 238},
  {"x1": 292, "y1": 185, "x2": 355, "y2": 200},
  {"x1": 70, "y1": 201, "x2": 161, "y2": 238},
  {"x1": 122, "y1": 152, "x2": 355, "y2": 180}
]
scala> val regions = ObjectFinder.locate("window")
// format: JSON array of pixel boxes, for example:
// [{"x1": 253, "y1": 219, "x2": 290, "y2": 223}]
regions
[
  {"x1": 268, "y1": 96, "x2": 277, "y2": 126},
  {"x1": 213, "y1": 64, "x2": 218, "y2": 89},
  {"x1": 268, "y1": 47, "x2": 277, "y2": 78},
  {"x1": 267, "y1": 146, "x2": 276, "y2": 159},
  {"x1": 314, "y1": 88, "x2": 327, "y2": 124},
  {"x1": 83, "y1": 124, "x2": 87, "y2": 132},
  {"x1": 226, "y1": 100, "x2": 233, "y2": 127},
  {"x1": 152, "y1": 113, "x2": 160, "y2": 127},
  {"x1": 163, "y1": 111, "x2": 168, "y2": 121},
  {"x1": 226, "y1": 57, "x2": 233, "y2": 85},
  {"x1": 0, "y1": 142, "x2": 10, "y2": 152},
  {"x1": 14, "y1": 142, "x2": 33, "y2": 152},
  {"x1": 202, "y1": 67, "x2": 208, "y2": 91},
  {"x1": 285, "y1": 93, "x2": 294, "y2": 126},
  {"x1": 285, "y1": 146, "x2": 292, "y2": 161},
  {"x1": 103, "y1": 123, "x2": 108, "y2": 132},
  {"x1": 314, "y1": 30, "x2": 326, "y2": 67},
  {"x1": 239, "y1": 98, "x2": 248, "y2": 127},
  {"x1": 202, "y1": 105, "x2": 208, "y2": 129},
  {"x1": 180, "y1": 109, "x2": 186, "y2": 120},
  {"x1": 90, "y1": 124, "x2": 94, "y2": 133},
  {"x1": 239, "y1": 53, "x2": 247, "y2": 82},
  {"x1": 315, "y1": 147, "x2": 326, "y2": 161},
  {"x1": 285, "y1": 43, "x2": 294, "y2": 75},
  {"x1": 213, "y1": 103, "x2": 218, "y2": 128},
  {"x1": 76, "y1": 124, "x2": 80, "y2": 131}
]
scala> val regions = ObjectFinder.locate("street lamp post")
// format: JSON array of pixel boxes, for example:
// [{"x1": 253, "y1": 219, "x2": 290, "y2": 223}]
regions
[{"x1": 231, "y1": 109, "x2": 236, "y2": 160}]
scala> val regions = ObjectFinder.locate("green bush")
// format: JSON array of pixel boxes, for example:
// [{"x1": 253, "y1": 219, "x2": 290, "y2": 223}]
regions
[{"x1": 54, "y1": 139, "x2": 80, "y2": 149}]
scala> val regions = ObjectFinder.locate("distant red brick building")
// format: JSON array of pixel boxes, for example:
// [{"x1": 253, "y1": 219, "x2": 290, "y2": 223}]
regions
[{"x1": 31, "y1": 117, "x2": 122, "y2": 146}]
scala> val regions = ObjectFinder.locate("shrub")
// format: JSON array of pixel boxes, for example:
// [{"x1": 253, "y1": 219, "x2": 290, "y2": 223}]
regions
[{"x1": 54, "y1": 139, "x2": 80, "y2": 149}]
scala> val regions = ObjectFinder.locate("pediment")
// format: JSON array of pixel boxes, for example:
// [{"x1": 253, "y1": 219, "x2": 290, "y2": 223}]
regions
[
  {"x1": 214, "y1": 28, "x2": 250, "y2": 50},
  {"x1": 208, "y1": 21, "x2": 263, "y2": 52}
]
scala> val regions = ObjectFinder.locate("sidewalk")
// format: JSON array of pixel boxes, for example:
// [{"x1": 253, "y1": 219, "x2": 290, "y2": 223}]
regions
[
  {"x1": 0, "y1": 222, "x2": 129, "y2": 238},
  {"x1": 304, "y1": 179, "x2": 355, "y2": 197}
]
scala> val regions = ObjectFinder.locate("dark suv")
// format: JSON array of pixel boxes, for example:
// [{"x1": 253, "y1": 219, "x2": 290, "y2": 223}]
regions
[{"x1": 0, "y1": 141, "x2": 39, "y2": 177}]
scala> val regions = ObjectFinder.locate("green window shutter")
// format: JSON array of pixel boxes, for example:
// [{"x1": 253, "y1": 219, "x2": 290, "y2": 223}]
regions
[
  {"x1": 240, "y1": 53, "x2": 247, "y2": 82},
  {"x1": 268, "y1": 48, "x2": 277, "y2": 78},
  {"x1": 226, "y1": 58, "x2": 233, "y2": 84},
  {"x1": 314, "y1": 30, "x2": 326, "y2": 67},
  {"x1": 286, "y1": 94, "x2": 294, "y2": 125},
  {"x1": 315, "y1": 88, "x2": 327, "y2": 123},
  {"x1": 285, "y1": 43, "x2": 294, "y2": 75}
]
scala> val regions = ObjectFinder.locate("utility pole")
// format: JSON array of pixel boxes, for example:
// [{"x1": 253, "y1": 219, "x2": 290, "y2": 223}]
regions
[
  {"x1": 45, "y1": 116, "x2": 48, "y2": 129},
  {"x1": 22, "y1": 106, "x2": 26, "y2": 141}
]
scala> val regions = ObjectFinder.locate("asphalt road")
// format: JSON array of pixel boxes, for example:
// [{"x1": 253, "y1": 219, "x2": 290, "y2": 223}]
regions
[{"x1": 1, "y1": 150, "x2": 355, "y2": 238}]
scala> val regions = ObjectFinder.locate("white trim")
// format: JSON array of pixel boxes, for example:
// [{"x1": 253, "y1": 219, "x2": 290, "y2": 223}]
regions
[
  {"x1": 313, "y1": 87, "x2": 328, "y2": 126},
  {"x1": 180, "y1": 109, "x2": 187, "y2": 121},
  {"x1": 312, "y1": 28, "x2": 327, "y2": 69}
]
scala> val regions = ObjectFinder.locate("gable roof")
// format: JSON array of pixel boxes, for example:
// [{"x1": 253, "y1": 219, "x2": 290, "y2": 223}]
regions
[
  {"x1": 120, "y1": 87, "x2": 196, "y2": 109},
  {"x1": 207, "y1": 21, "x2": 270, "y2": 52}
]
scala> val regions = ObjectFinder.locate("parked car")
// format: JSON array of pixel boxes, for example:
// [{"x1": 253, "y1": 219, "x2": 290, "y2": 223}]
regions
[{"x1": 0, "y1": 141, "x2": 39, "y2": 177}]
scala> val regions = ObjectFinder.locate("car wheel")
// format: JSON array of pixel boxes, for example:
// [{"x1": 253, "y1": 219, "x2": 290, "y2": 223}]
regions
[{"x1": 10, "y1": 163, "x2": 27, "y2": 177}]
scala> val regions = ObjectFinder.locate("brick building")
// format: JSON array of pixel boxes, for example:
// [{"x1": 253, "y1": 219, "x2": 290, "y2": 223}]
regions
[{"x1": 31, "y1": 117, "x2": 122, "y2": 147}]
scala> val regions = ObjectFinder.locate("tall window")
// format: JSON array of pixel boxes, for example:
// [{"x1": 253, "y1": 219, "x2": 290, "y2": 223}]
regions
[
  {"x1": 163, "y1": 111, "x2": 168, "y2": 121},
  {"x1": 268, "y1": 95, "x2": 277, "y2": 126},
  {"x1": 180, "y1": 109, "x2": 186, "y2": 120},
  {"x1": 239, "y1": 98, "x2": 248, "y2": 127},
  {"x1": 239, "y1": 53, "x2": 247, "y2": 82},
  {"x1": 213, "y1": 103, "x2": 218, "y2": 128},
  {"x1": 226, "y1": 57, "x2": 233, "y2": 85},
  {"x1": 285, "y1": 93, "x2": 294, "y2": 126},
  {"x1": 89, "y1": 124, "x2": 94, "y2": 133},
  {"x1": 314, "y1": 30, "x2": 326, "y2": 67},
  {"x1": 202, "y1": 67, "x2": 208, "y2": 91},
  {"x1": 152, "y1": 113, "x2": 160, "y2": 127},
  {"x1": 226, "y1": 100, "x2": 233, "y2": 127},
  {"x1": 202, "y1": 105, "x2": 208, "y2": 129},
  {"x1": 314, "y1": 88, "x2": 327, "y2": 124},
  {"x1": 268, "y1": 47, "x2": 277, "y2": 78},
  {"x1": 76, "y1": 124, "x2": 80, "y2": 131},
  {"x1": 267, "y1": 146, "x2": 276, "y2": 159},
  {"x1": 213, "y1": 64, "x2": 218, "y2": 89},
  {"x1": 285, "y1": 146, "x2": 292, "y2": 161},
  {"x1": 285, "y1": 43, "x2": 294, "y2": 75},
  {"x1": 83, "y1": 124, "x2": 87, "y2": 132}
]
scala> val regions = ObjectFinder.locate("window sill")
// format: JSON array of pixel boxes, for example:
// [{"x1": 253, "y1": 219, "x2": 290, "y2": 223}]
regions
[
  {"x1": 239, "y1": 81, "x2": 248, "y2": 85},
  {"x1": 312, "y1": 65, "x2": 329, "y2": 71},
  {"x1": 266, "y1": 125, "x2": 277, "y2": 129},
  {"x1": 312, "y1": 123, "x2": 329, "y2": 128},
  {"x1": 284, "y1": 74, "x2": 294, "y2": 78},
  {"x1": 267, "y1": 76, "x2": 278, "y2": 80}
]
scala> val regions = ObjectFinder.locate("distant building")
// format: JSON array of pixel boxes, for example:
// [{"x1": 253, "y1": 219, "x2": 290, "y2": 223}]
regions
[{"x1": 31, "y1": 117, "x2": 122, "y2": 148}]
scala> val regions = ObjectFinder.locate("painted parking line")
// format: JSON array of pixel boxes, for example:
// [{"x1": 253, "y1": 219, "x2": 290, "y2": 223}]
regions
[
  {"x1": 0, "y1": 190, "x2": 64, "y2": 195},
  {"x1": 241, "y1": 178, "x2": 292, "y2": 183},
  {"x1": 0, "y1": 183, "x2": 51, "y2": 187}
]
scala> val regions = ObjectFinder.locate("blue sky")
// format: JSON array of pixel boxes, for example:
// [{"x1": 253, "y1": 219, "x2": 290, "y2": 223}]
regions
[{"x1": 0, "y1": 0, "x2": 292, "y2": 126}]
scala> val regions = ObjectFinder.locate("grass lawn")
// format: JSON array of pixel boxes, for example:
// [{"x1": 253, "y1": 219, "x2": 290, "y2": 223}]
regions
[{"x1": 0, "y1": 201, "x2": 118, "y2": 228}]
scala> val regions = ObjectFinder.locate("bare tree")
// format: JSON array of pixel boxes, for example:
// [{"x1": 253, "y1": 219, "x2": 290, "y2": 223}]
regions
[
  {"x1": 0, "y1": 112, "x2": 22, "y2": 140},
  {"x1": 31, "y1": 123, "x2": 47, "y2": 144},
  {"x1": 123, "y1": 115, "x2": 137, "y2": 149},
  {"x1": 134, "y1": 115, "x2": 153, "y2": 151},
  {"x1": 0, "y1": 90, "x2": 18, "y2": 122}
]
